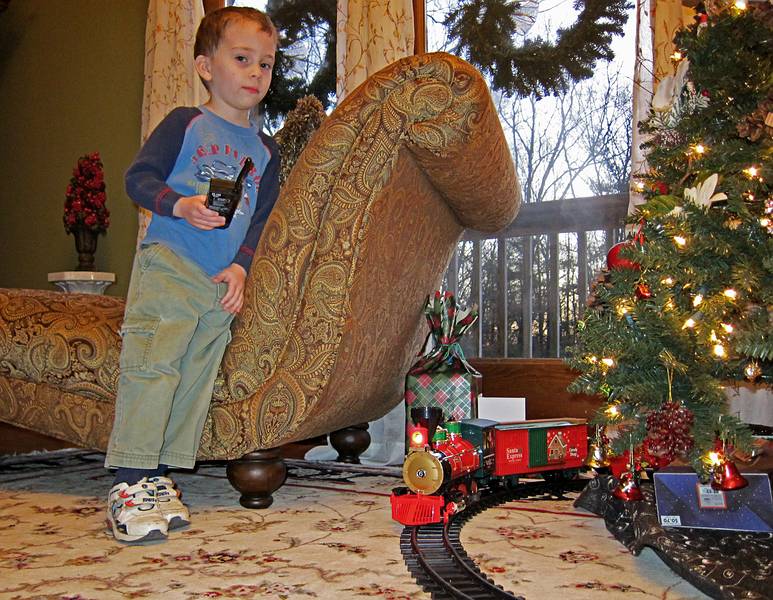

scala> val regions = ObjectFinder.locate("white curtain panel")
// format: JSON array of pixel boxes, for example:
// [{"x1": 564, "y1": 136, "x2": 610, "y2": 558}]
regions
[
  {"x1": 335, "y1": 0, "x2": 415, "y2": 100},
  {"x1": 137, "y1": 0, "x2": 207, "y2": 243},
  {"x1": 629, "y1": 0, "x2": 695, "y2": 215},
  {"x1": 628, "y1": 0, "x2": 654, "y2": 214}
]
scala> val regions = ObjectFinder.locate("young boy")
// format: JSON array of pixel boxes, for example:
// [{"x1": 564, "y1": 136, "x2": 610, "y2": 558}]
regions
[{"x1": 105, "y1": 7, "x2": 280, "y2": 544}]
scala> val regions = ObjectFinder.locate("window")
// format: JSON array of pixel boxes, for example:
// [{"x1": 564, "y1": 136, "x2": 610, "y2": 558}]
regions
[
  {"x1": 228, "y1": 1, "x2": 636, "y2": 358},
  {"x1": 427, "y1": 0, "x2": 636, "y2": 358}
]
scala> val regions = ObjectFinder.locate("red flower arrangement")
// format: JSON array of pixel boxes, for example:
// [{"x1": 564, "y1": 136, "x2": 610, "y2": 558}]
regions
[{"x1": 63, "y1": 152, "x2": 110, "y2": 234}]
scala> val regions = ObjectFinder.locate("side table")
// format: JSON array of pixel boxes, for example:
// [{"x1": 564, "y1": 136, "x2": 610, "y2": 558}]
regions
[{"x1": 47, "y1": 271, "x2": 116, "y2": 295}]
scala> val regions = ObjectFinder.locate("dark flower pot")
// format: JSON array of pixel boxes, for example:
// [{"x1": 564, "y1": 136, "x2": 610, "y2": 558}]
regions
[{"x1": 73, "y1": 227, "x2": 98, "y2": 271}]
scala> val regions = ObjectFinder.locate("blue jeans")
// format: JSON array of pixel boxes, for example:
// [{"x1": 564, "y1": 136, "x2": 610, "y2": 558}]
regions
[{"x1": 105, "y1": 244, "x2": 234, "y2": 470}]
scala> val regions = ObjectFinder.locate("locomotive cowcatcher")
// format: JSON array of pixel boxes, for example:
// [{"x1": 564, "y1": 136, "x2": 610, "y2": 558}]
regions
[{"x1": 391, "y1": 407, "x2": 588, "y2": 525}]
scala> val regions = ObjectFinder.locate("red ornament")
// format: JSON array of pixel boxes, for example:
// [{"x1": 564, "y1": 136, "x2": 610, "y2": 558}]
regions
[
  {"x1": 635, "y1": 283, "x2": 652, "y2": 299},
  {"x1": 644, "y1": 402, "x2": 694, "y2": 464},
  {"x1": 712, "y1": 460, "x2": 748, "y2": 491},
  {"x1": 607, "y1": 241, "x2": 641, "y2": 271},
  {"x1": 612, "y1": 471, "x2": 644, "y2": 502},
  {"x1": 607, "y1": 454, "x2": 629, "y2": 478},
  {"x1": 654, "y1": 181, "x2": 669, "y2": 195}
]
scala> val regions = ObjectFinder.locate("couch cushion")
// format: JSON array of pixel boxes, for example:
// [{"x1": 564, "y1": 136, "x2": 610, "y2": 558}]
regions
[{"x1": 0, "y1": 288, "x2": 123, "y2": 401}]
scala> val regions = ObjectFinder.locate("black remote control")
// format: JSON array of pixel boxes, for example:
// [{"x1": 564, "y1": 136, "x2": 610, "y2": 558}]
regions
[{"x1": 205, "y1": 157, "x2": 254, "y2": 228}]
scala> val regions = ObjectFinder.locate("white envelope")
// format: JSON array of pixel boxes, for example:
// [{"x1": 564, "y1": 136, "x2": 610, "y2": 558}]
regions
[{"x1": 477, "y1": 395, "x2": 526, "y2": 422}]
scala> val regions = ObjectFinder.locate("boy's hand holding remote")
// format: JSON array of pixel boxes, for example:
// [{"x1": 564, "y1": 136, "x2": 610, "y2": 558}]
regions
[{"x1": 173, "y1": 195, "x2": 226, "y2": 230}]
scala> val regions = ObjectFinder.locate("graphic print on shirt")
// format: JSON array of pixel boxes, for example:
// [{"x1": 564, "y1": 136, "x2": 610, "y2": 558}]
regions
[{"x1": 192, "y1": 144, "x2": 262, "y2": 220}]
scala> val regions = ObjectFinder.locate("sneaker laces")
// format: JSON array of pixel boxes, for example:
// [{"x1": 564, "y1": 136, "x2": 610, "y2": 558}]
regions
[
  {"x1": 112, "y1": 480, "x2": 157, "y2": 510},
  {"x1": 148, "y1": 476, "x2": 180, "y2": 500}
]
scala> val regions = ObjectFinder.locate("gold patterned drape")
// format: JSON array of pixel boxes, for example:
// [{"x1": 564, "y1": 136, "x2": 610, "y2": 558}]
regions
[
  {"x1": 629, "y1": 0, "x2": 694, "y2": 214},
  {"x1": 652, "y1": 0, "x2": 694, "y2": 82},
  {"x1": 137, "y1": 0, "x2": 207, "y2": 244},
  {"x1": 336, "y1": 0, "x2": 415, "y2": 100}
]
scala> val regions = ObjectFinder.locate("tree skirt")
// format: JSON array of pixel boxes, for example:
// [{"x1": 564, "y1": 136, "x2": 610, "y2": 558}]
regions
[{"x1": 574, "y1": 476, "x2": 773, "y2": 600}]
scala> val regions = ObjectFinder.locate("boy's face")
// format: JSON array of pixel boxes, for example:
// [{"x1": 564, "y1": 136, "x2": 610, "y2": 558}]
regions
[{"x1": 195, "y1": 18, "x2": 276, "y2": 125}]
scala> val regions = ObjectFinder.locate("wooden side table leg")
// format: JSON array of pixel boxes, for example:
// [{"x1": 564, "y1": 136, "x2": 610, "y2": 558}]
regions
[
  {"x1": 329, "y1": 423, "x2": 371, "y2": 464},
  {"x1": 226, "y1": 448, "x2": 287, "y2": 509}
]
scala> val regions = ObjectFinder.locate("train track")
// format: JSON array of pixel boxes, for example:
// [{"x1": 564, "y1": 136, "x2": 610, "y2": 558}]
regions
[{"x1": 399, "y1": 478, "x2": 588, "y2": 600}]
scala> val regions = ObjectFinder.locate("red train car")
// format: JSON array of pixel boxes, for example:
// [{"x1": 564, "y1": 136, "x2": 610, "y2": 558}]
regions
[{"x1": 492, "y1": 418, "x2": 588, "y2": 477}]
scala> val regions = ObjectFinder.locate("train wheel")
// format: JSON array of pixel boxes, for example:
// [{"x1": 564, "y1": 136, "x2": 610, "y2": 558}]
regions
[
  {"x1": 503, "y1": 476, "x2": 519, "y2": 489},
  {"x1": 542, "y1": 468, "x2": 579, "y2": 482}
]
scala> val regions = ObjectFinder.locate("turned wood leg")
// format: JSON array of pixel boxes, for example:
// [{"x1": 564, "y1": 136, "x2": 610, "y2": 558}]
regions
[
  {"x1": 226, "y1": 448, "x2": 287, "y2": 509},
  {"x1": 329, "y1": 422, "x2": 370, "y2": 464}
]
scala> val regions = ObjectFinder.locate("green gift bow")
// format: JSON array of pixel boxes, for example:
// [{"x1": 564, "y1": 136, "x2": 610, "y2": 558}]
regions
[{"x1": 409, "y1": 290, "x2": 480, "y2": 375}]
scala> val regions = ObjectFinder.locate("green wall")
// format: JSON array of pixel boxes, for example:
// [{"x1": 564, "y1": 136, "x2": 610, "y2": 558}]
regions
[{"x1": 0, "y1": 0, "x2": 149, "y2": 297}]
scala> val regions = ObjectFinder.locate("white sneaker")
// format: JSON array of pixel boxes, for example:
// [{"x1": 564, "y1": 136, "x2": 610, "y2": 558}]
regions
[
  {"x1": 107, "y1": 478, "x2": 168, "y2": 543},
  {"x1": 148, "y1": 476, "x2": 191, "y2": 530}
]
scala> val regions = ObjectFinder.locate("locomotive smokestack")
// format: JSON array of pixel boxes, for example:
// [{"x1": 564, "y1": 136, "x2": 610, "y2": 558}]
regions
[{"x1": 411, "y1": 406, "x2": 443, "y2": 441}]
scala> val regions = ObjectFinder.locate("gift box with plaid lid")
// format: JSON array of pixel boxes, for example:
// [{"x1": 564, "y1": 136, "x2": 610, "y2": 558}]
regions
[{"x1": 404, "y1": 291, "x2": 481, "y2": 448}]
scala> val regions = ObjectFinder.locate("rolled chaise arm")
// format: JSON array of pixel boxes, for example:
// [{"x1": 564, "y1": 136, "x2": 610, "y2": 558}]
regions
[{"x1": 204, "y1": 52, "x2": 521, "y2": 460}]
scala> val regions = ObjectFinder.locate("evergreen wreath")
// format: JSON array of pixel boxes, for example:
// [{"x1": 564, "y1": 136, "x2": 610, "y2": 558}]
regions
[
  {"x1": 445, "y1": 0, "x2": 632, "y2": 97},
  {"x1": 262, "y1": 0, "x2": 631, "y2": 123}
]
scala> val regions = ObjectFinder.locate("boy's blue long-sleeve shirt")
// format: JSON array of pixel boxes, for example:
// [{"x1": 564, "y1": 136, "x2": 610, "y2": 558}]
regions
[{"x1": 126, "y1": 106, "x2": 280, "y2": 277}]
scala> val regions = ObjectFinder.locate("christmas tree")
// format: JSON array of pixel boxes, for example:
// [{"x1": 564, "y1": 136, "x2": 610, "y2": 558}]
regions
[{"x1": 566, "y1": 1, "x2": 772, "y2": 484}]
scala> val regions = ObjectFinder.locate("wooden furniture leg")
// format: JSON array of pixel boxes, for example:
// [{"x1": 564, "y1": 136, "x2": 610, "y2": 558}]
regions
[
  {"x1": 329, "y1": 422, "x2": 371, "y2": 464},
  {"x1": 226, "y1": 448, "x2": 287, "y2": 509}
]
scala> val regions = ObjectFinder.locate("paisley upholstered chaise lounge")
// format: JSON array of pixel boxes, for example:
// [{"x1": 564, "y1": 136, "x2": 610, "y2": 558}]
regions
[{"x1": 0, "y1": 53, "x2": 520, "y2": 507}]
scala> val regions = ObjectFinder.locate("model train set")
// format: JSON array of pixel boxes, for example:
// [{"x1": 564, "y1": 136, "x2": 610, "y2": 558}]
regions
[{"x1": 391, "y1": 406, "x2": 589, "y2": 526}]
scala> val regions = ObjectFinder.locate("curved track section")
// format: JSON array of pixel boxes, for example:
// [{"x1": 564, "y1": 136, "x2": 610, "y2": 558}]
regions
[{"x1": 400, "y1": 479, "x2": 587, "y2": 600}]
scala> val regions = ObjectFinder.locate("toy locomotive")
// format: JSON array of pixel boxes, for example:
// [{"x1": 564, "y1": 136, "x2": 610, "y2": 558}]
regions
[{"x1": 390, "y1": 406, "x2": 588, "y2": 525}]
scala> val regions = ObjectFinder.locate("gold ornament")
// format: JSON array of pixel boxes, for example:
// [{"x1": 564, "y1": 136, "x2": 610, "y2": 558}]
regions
[
  {"x1": 586, "y1": 426, "x2": 609, "y2": 470},
  {"x1": 744, "y1": 361, "x2": 762, "y2": 381}
]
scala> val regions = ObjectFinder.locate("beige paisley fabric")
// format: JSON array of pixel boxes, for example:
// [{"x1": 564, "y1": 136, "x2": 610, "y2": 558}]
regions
[
  {"x1": 0, "y1": 53, "x2": 520, "y2": 460},
  {"x1": 0, "y1": 290, "x2": 122, "y2": 449}
]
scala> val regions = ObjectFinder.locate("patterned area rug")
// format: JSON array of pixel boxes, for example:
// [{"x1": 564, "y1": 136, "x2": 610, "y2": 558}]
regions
[{"x1": 0, "y1": 450, "x2": 711, "y2": 599}]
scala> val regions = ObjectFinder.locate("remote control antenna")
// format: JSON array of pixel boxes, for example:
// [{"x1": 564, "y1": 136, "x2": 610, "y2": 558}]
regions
[{"x1": 235, "y1": 157, "x2": 253, "y2": 188}]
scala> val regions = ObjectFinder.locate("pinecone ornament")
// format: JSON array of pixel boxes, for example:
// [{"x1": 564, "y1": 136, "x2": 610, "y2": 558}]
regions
[
  {"x1": 737, "y1": 95, "x2": 773, "y2": 143},
  {"x1": 645, "y1": 402, "x2": 694, "y2": 464},
  {"x1": 586, "y1": 269, "x2": 612, "y2": 310},
  {"x1": 274, "y1": 95, "x2": 327, "y2": 187},
  {"x1": 653, "y1": 128, "x2": 685, "y2": 148}
]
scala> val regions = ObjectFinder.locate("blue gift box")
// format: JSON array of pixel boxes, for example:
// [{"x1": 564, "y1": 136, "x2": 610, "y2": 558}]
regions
[{"x1": 653, "y1": 467, "x2": 773, "y2": 532}]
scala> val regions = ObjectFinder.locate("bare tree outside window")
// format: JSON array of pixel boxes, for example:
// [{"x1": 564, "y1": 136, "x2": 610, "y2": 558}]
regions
[{"x1": 434, "y1": 0, "x2": 634, "y2": 358}]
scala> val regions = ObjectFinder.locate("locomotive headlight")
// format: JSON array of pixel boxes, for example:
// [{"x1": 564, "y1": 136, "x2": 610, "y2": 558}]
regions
[{"x1": 411, "y1": 430, "x2": 426, "y2": 447}]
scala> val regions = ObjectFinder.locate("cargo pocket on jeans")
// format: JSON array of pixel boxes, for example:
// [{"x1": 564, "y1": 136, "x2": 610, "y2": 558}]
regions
[{"x1": 119, "y1": 317, "x2": 160, "y2": 371}]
